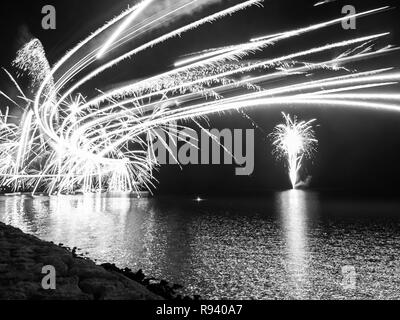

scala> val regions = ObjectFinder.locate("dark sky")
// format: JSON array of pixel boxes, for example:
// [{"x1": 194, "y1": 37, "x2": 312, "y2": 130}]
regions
[{"x1": 1, "y1": 0, "x2": 400, "y2": 195}]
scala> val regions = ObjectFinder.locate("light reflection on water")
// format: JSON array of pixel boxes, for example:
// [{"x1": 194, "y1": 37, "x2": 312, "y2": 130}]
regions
[
  {"x1": 277, "y1": 190, "x2": 315, "y2": 299},
  {"x1": 1, "y1": 192, "x2": 400, "y2": 299}
]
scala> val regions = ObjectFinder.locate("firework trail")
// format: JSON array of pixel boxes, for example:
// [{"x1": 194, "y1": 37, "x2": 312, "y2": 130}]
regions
[
  {"x1": 314, "y1": 0, "x2": 337, "y2": 7},
  {"x1": 0, "y1": 0, "x2": 399, "y2": 195},
  {"x1": 270, "y1": 113, "x2": 318, "y2": 189}
]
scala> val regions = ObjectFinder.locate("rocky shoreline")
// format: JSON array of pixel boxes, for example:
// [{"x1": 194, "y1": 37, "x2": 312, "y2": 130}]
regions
[{"x1": 0, "y1": 222, "x2": 178, "y2": 300}]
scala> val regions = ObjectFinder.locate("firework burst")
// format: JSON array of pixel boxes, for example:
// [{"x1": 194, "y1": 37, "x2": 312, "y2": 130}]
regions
[
  {"x1": 0, "y1": 0, "x2": 399, "y2": 195},
  {"x1": 271, "y1": 113, "x2": 318, "y2": 189}
]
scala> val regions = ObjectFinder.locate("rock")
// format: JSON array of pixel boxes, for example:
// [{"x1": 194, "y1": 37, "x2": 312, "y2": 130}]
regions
[
  {"x1": 0, "y1": 264, "x2": 9, "y2": 273},
  {"x1": 0, "y1": 222, "x2": 162, "y2": 300},
  {"x1": 41, "y1": 256, "x2": 69, "y2": 276}
]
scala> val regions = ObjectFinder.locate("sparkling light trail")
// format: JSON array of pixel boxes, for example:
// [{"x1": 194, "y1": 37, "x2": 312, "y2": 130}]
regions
[
  {"x1": 96, "y1": 0, "x2": 155, "y2": 59},
  {"x1": 270, "y1": 114, "x2": 318, "y2": 189}
]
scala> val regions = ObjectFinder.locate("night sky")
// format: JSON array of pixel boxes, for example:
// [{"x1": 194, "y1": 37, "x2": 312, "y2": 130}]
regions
[{"x1": 1, "y1": 0, "x2": 400, "y2": 195}]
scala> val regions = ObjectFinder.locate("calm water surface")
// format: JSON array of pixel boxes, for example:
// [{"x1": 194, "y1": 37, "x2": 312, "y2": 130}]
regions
[{"x1": 1, "y1": 191, "x2": 399, "y2": 299}]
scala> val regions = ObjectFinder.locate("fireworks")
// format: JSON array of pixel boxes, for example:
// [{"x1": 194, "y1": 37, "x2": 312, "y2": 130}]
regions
[
  {"x1": 271, "y1": 113, "x2": 318, "y2": 189},
  {"x1": 0, "y1": 1, "x2": 399, "y2": 195},
  {"x1": 96, "y1": 0, "x2": 155, "y2": 59}
]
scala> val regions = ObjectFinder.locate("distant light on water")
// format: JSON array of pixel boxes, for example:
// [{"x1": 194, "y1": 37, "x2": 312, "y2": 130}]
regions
[{"x1": 194, "y1": 196, "x2": 204, "y2": 203}]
